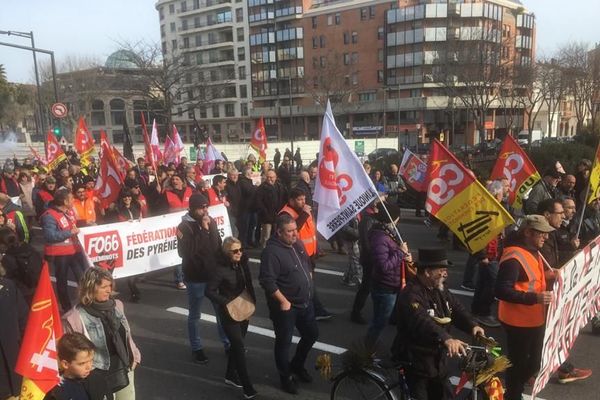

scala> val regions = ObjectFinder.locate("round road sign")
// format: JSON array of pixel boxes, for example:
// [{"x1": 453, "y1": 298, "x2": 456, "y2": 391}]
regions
[{"x1": 51, "y1": 103, "x2": 68, "y2": 119}]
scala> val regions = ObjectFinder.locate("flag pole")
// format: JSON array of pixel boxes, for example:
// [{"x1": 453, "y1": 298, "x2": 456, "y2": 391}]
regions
[{"x1": 378, "y1": 199, "x2": 404, "y2": 243}]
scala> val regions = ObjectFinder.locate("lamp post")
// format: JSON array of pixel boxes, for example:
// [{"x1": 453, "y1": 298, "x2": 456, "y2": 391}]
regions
[{"x1": 289, "y1": 76, "x2": 295, "y2": 172}]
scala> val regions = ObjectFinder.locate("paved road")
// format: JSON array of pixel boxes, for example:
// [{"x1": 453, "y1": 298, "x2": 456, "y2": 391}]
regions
[{"x1": 43, "y1": 213, "x2": 598, "y2": 400}]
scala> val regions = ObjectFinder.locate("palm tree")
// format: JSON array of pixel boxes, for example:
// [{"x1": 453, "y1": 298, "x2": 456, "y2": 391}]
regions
[{"x1": 0, "y1": 64, "x2": 6, "y2": 82}]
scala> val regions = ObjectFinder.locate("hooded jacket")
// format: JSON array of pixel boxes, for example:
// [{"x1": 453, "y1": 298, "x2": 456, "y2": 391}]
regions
[{"x1": 176, "y1": 213, "x2": 222, "y2": 282}]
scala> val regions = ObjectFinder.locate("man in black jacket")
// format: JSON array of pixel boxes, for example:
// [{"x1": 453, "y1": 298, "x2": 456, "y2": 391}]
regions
[
  {"x1": 176, "y1": 193, "x2": 230, "y2": 364},
  {"x1": 255, "y1": 170, "x2": 286, "y2": 248},
  {"x1": 225, "y1": 168, "x2": 242, "y2": 238},
  {"x1": 259, "y1": 214, "x2": 318, "y2": 395},
  {"x1": 238, "y1": 167, "x2": 257, "y2": 248}
]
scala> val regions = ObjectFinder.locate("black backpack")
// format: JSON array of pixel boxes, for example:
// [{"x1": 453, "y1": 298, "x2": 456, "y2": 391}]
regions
[{"x1": 5, "y1": 244, "x2": 43, "y2": 290}]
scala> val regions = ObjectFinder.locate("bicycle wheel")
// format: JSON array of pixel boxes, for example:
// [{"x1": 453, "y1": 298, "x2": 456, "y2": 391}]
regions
[{"x1": 331, "y1": 370, "x2": 394, "y2": 400}]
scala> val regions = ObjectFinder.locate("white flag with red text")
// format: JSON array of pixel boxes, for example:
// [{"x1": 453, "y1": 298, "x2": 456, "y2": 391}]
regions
[
  {"x1": 95, "y1": 131, "x2": 124, "y2": 208},
  {"x1": 172, "y1": 125, "x2": 185, "y2": 163},
  {"x1": 314, "y1": 100, "x2": 378, "y2": 239},
  {"x1": 202, "y1": 137, "x2": 225, "y2": 174},
  {"x1": 150, "y1": 119, "x2": 162, "y2": 164}
]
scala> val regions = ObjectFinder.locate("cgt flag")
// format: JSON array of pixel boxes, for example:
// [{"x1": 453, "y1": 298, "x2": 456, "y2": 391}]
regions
[
  {"x1": 45, "y1": 131, "x2": 67, "y2": 171},
  {"x1": 314, "y1": 100, "x2": 378, "y2": 239},
  {"x1": 490, "y1": 134, "x2": 540, "y2": 210},
  {"x1": 587, "y1": 142, "x2": 600, "y2": 204},
  {"x1": 95, "y1": 130, "x2": 124, "y2": 208},
  {"x1": 426, "y1": 140, "x2": 514, "y2": 253},
  {"x1": 15, "y1": 261, "x2": 63, "y2": 400},
  {"x1": 250, "y1": 117, "x2": 268, "y2": 163},
  {"x1": 74, "y1": 117, "x2": 95, "y2": 166},
  {"x1": 399, "y1": 148, "x2": 428, "y2": 192}
]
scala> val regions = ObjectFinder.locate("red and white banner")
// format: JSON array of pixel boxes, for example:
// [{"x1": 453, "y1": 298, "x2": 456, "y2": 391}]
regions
[
  {"x1": 399, "y1": 148, "x2": 427, "y2": 192},
  {"x1": 163, "y1": 135, "x2": 177, "y2": 164},
  {"x1": 532, "y1": 236, "x2": 600, "y2": 398},
  {"x1": 172, "y1": 125, "x2": 185, "y2": 163},
  {"x1": 250, "y1": 117, "x2": 268, "y2": 163},
  {"x1": 77, "y1": 205, "x2": 232, "y2": 279},
  {"x1": 314, "y1": 100, "x2": 378, "y2": 239},
  {"x1": 45, "y1": 131, "x2": 67, "y2": 171},
  {"x1": 202, "y1": 138, "x2": 225, "y2": 174},
  {"x1": 150, "y1": 118, "x2": 162, "y2": 165},
  {"x1": 111, "y1": 145, "x2": 134, "y2": 179},
  {"x1": 74, "y1": 116, "x2": 95, "y2": 165},
  {"x1": 15, "y1": 262, "x2": 63, "y2": 399}
]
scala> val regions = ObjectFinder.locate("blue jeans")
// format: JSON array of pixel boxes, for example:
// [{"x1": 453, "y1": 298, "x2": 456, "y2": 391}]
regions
[
  {"x1": 366, "y1": 285, "x2": 397, "y2": 345},
  {"x1": 186, "y1": 281, "x2": 230, "y2": 351},
  {"x1": 174, "y1": 264, "x2": 184, "y2": 284}
]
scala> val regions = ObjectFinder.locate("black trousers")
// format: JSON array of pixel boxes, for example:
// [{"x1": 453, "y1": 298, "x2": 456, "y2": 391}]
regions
[
  {"x1": 352, "y1": 264, "x2": 372, "y2": 315},
  {"x1": 269, "y1": 301, "x2": 319, "y2": 378},
  {"x1": 405, "y1": 371, "x2": 453, "y2": 400},
  {"x1": 221, "y1": 316, "x2": 253, "y2": 390},
  {"x1": 50, "y1": 252, "x2": 87, "y2": 311},
  {"x1": 503, "y1": 323, "x2": 545, "y2": 400}
]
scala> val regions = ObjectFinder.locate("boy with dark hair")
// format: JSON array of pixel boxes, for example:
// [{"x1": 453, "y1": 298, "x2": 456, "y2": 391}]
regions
[{"x1": 44, "y1": 333, "x2": 109, "y2": 400}]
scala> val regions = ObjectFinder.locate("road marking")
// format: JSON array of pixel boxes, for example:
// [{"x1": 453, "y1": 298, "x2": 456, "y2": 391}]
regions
[
  {"x1": 449, "y1": 377, "x2": 546, "y2": 400},
  {"x1": 49, "y1": 276, "x2": 78, "y2": 288},
  {"x1": 250, "y1": 257, "x2": 474, "y2": 297},
  {"x1": 166, "y1": 306, "x2": 347, "y2": 355}
]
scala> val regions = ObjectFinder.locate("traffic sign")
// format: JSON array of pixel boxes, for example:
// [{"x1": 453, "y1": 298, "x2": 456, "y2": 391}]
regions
[{"x1": 51, "y1": 103, "x2": 68, "y2": 119}]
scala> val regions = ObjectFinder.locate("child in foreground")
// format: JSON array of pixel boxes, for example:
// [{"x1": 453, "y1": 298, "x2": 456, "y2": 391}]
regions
[{"x1": 44, "y1": 333, "x2": 110, "y2": 400}]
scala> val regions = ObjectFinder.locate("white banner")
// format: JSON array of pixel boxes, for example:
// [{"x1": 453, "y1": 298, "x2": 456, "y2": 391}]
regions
[
  {"x1": 201, "y1": 173, "x2": 226, "y2": 188},
  {"x1": 77, "y1": 204, "x2": 232, "y2": 279},
  {"x1": 532, "y1": 235, "x2": 600, "y2": 398}
]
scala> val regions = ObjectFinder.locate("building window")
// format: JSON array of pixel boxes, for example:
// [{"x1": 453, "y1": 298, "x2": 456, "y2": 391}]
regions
[
  {"x1": 91, "y1": 100, "x2": 105, "y2": 125},
  {"x1": 320, "y1": 35, "x2": 326, "y2": 48},
  {"x1": 210, "y1": 70, "x2": 218, "y2": 81},
  {"x1": 212, "y1": 105, "x2": 220, "y2": 118},
  {"x1": 237, "y1": 28, "x2": 244, "y2": 41},
  {"x1": 240, "y1": 85, "x2": 247, "y2": 98},
  {"x1": 378, "y1": 48, "x2": 383, "y2": 63},
  {"x1": 200, "y1": 106, "x2": 207, "y2": 118},
  {"x1": 358, "y1": 92, "x2": 377, "y2": 102},
  {"x1": 343, "y1": 53, "x2": 350, "y2": 65},
  {"x1": 170, "y1": 22, "x2": 176, "y2": 32},
  {"x1": 369, "y1": 5, "x2": 376, "y2": 18},
  {"x1": 312, "y1": 57, "x2": 318, "y2": 67},
  {"x1": 327, "y1": 15, "x2": 333, "y2": 25},
  {"x1": 171, "y1": 39, "x2": 177, "y2": 50},
  {"x1": 352, "y1": 72, "x2": 358, "y2": 85},
  {"x1": 225, "y1": 104, "x2": 235, "y2": 117},
  {"x1": 351, "y1": 52, "x2": 358, "y2": 64},
  {"x1": 183, "y1": 37, "x2": 190, "y2": 48},
  {"x1": 343, "y1": 32, "x2": 350, "y2": 44},
  {"x1": 335, "y1": 13, "x2": 341, "y2": 25},
  {"x1": 161, "y1": 42, "x2": 167, "y2": 54},
  {"x1": 378, "y1": 26, "x2": 384, "y2": 40},
  {"x1": 237, "y1": 47, "x2": 245, "y2": 61},
  {"x1": 312, "y1": 37, "x2": 318, "y2": 49},
  {"x1": 159, "y1": 7, "x2": 164, "y2": 20},
  {"x1": 181, "y1": 1, "x2": 187, "y2": 12},
  {"x1": 238, "y1": 66, "x2": 246, "y2": 79},
  {"x1": 312, "y1": 16, "x2": 317, "y2": 28},
  {"x1": 241, "y1": 103, "x2": 248, "y2": 116},
  {"x1": 360, "y1": 8, "x2": 367, "y2": 20},
  {"x1": 193, "y1": 0, "x2": 200, "y2": 9},
  {"x1": 352, "y1": 31, "x2": 358, "y2": 44},
  {"x1": 236, "y1": 8, "x2": 243, "y2": 22},
  {"x1": 188, "y1": 109, "x2": 195, "y2": 119},
  {"x1": 320, "y1": 56, "x2": 326, "y2": 67},
  {"x1": 377, "y1": 70, "x2": 383, "y2": 82},
  {"x1": 181, "y1": 19, "x2": 188, "y2": 31},
  {"x1": 169, "y1": 4, "x2": 175, "y2": 14}
]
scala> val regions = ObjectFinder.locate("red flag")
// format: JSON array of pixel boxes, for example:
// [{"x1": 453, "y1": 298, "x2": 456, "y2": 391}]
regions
[
  {"x1": 171, "y1": 125, "x2": 185, "y2": 163},
  {"x1": 399, "y1": 149, "x2": 428, "y2": 192},
  {"x1": 29, "y1": 146, "x2": 47, "y2": 166},
  {"x1": 74, "y1": 117, "x2": 95, "y2": 165},
  {"x1": 150, "y1": 119, "x2": 162, "y2": 165},
  {"x1": 163, "y1": 136, "x2": 177, "y2": 164},
  {"x1": 15, "y1": 261, "x2": 63, "y2": 399},
  {"x1": 140, "y1": 113, "x2": 156, "y2": 171},
  {"x1": 489, "y1": 134, "x2": 541, "y2": 210},
  {"x1": 45, "y1": 131, "x2": 67, "y2": 171},
  {"x1": 111, "y1": 145, "x2": 134, "y2": 180},
  {"x1": 250, "y1": 117, "x2": 268, "y2": 163},
  {"x1": 95, "y1": 130, "x2": 124, "y2": 208}
]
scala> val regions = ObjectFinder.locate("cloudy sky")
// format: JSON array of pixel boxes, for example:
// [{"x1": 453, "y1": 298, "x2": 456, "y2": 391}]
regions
[{"x1": 0, "y1": 0, "x2": 597, "y2": 83}]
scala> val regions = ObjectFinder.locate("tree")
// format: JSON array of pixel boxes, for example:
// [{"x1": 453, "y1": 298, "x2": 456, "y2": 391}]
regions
[
  {"x1": 515, "y1": 64, "x2": 546, "y2": 145},
  {"x1": 115, "y1": 40, "x2": 237, "y2": 130},
  {"x1": 538, "y1": 58, "x2": 567, "y2": 138}
]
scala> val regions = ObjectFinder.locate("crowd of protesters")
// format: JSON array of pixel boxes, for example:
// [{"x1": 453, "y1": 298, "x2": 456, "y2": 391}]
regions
[{"x1": 0, "y1": 142, "x2": 598, "y2": 400}]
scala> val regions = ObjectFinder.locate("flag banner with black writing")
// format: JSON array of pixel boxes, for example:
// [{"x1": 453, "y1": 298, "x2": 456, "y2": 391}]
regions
[
  {"x1": 399, "y1": 148, "x2": 428, "y2": 192},
  {"x1": 314, "y1": 100, "x2": 378, "y2": 239},
  {"x1": 426, "y1": 140, "x2": 514, "y2": 253},
  {"x1": 45, "y1": 131, "x2": 67, "y2": 171},
  {"x1": 74, "y1": 117, "x2": 95, "y2": 166},
  {"x1": 490, "y1": 134, "x2": 540, "y2": 210}
]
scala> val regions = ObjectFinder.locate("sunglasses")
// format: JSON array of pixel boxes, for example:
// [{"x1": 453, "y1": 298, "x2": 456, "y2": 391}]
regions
[{"x1": 229, "y1": 248, "x2": 242, "y2": 254}]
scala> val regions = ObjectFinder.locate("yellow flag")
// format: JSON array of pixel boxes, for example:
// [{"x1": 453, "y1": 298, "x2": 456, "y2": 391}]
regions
[
  {"x1": 20, "y1": 377, "x2": 47, "y2": 400},
  {"x1": 588, "y1": 143, "x2": 600, "y2": 204},
  {"x1": 426, "y1": 140, "x2": 514, "y2": 253}
]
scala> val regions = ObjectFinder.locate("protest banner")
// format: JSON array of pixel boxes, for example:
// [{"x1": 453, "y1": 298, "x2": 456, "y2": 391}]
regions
[
  {"x1": 202, "y1": 173, "x2": 227, "y2": 188},
  {"x1": 77, "y1": 204, "x2": 232, "y2": 279},
  {"x1": 532, "y1": 235, "x2": 600, "y2": 398}
]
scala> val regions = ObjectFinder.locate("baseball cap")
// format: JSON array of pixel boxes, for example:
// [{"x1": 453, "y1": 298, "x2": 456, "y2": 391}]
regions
[{"x1": 520, "y1": 215, "x2": 555, "y2": 233}]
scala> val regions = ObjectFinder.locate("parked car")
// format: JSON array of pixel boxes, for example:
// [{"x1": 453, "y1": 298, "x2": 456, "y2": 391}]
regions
[{"x1": 367, "y1": 148, "x2": 399, "y2": 163}]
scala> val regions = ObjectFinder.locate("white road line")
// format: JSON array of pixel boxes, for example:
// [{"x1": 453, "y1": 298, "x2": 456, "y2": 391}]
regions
[
  {"x1": 166, "y1": 306, "x2": 347, "y2": 355},
  {"x1": 49, "y1": 276, "x2": 78, "y2": 288},
  {"x1": 250, "y1": 257, "x2": 474, "y2": 297},
  {"x1": 449, "y1": 377, "x2": 546, "y2": 400}
]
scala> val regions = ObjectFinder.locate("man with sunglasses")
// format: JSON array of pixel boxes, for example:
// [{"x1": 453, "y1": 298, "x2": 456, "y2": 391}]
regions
[{"x1": 176, "y1": 193, "x2": 230, "y2": 364}]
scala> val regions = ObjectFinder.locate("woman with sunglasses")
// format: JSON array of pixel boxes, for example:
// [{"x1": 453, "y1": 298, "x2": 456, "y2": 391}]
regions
[{"x1": 206, "y1": 237, "x2": 257, "y2": 399}]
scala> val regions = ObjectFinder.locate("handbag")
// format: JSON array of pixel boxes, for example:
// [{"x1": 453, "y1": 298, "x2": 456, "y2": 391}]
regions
[
  {"x1": 225, "y1": 266, "x2": 256, "y2": 321},
  {"x1": 106, "y1": 354, "x2": 130, "y2": 393}
]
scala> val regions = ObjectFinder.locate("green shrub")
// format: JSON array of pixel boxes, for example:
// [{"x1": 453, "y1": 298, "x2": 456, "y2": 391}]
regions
[{"x1": 529, "y1": 142, "x2": 595, "y2": 173}]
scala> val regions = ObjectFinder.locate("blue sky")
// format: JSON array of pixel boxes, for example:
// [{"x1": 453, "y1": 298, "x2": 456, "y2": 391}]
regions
[{"x1": 0, "y1": 0, "x2": 597, "y2": 83}]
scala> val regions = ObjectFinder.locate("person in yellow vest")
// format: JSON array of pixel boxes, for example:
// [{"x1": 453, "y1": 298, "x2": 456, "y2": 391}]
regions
[
  {"x1": 278, "y1": 188, "x2": 332, "y2": 320},
  {"x1": 495, "y1": 215, "x2": 553, "y2": 400}
]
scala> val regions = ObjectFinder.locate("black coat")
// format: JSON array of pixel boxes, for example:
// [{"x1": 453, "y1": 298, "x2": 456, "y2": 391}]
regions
[
  {"x1": 206, "y1": 252, "x2": 256, "y2": 320},
  {"x1": 0, "y1": 278, "x2": 28, "y2": 397},
  {"x1": 254, "y1": 182, "x2": 286, "y2": 224},
  {"x1": 238, "y1": 176, "x2": 256, "y2": 213},
  {"x1": 176, "y1": 213, "x2": 222, "y2": 283},
  {"x1": 1, "y1": 243, "x2": 43, "y2": 304},
  {"x1": 393, "y1": 279, "x2": 476, "y2": 378},
  {"x1": 225, "y1": 179, "x2": 242, "y2": 218}
]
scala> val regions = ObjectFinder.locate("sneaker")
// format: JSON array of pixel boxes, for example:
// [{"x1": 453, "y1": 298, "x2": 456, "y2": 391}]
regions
[
  {"x1": 291, "y1": 367, "x2": 313, "y2": 383},
  {"x1": 177, "y1": 282, "x2": 187, "y2": 290},
  {"x1": 280, "y1": 375, "x2": 298, "y2": 395},
  {"x1": 225, "y1": 376, "x2": 243, "y2": 388},
  {"x1": 193, "y1": 349, "x2": 208, "y2": 364},
  {"x1": 243, "y1": 387, "x2": 258, "y2": 399},
  {"x1": 476, "y1": 315, "x2": 501, "y2": 328},
  {"x1": 315, "y1": 311, "x2": 333, "y2": 321},
  {"x1": 557, "y1": 368, "x2": 592, "y2": 384},
  {"x1": 340, "y1": 278, "x2": 357, "y2": 287},
  {"x1": 460, "y1": 284, "x2": 476, "y2": 292},
  {"x1": 351, "y1": 312, "x2": 367, "y2": 325}
]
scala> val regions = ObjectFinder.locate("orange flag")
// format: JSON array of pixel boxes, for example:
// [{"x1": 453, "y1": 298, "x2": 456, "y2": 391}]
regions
[
  {"x1": 15, "y1": 261, "x2": 63, "y2": 400},
  {"x1": 490, "y1": 134, "x2": 540, "y2": 210},
  {"x1": 45, "y1": 131, "x2": 67, "y2": 171},
  {"x1": 74, "y1": 117, "x2": 95, "y2": 165},
  {"x1": 426, "y1": 140, "x2": 514, "y2": 253},
  {"x1": 250, "y1": 117, "x2": 268, "y2": 163}
]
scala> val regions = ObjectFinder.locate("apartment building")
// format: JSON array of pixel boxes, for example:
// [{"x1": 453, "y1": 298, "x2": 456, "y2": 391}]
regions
[{"x1": 156, "y1": 0, "x2": 252, "y2": 141}]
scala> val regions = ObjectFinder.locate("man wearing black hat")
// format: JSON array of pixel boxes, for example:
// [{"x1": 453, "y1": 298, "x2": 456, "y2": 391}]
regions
[
  {"x1": 394, "y1": 248, "x2": 484, "y2": 400},
  {"x1": 524, "y1": 167, "x2": 561, "y2": 215},
  {"x1": 176, "y1": 193, "x2": 230, "y2": 364}
]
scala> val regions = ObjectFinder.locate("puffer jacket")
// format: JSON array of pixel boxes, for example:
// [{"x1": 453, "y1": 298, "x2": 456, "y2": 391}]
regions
[{"x1": 369, "y1": 225, "x2": 407, "y2": 289}]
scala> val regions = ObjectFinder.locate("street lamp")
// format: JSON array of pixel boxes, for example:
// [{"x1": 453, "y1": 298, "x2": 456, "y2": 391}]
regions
[{"x1": 0, "y1": 30, "x2": 44, "y2": 133}]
